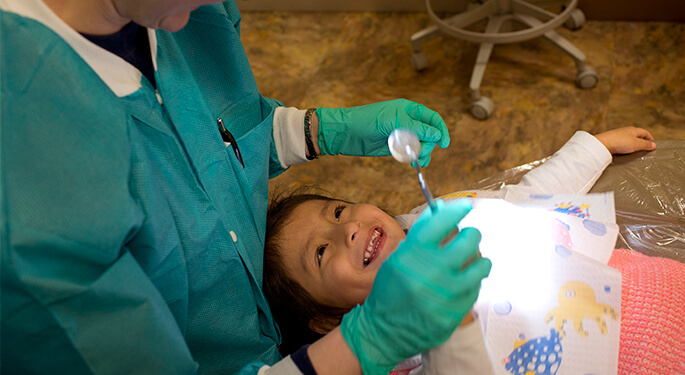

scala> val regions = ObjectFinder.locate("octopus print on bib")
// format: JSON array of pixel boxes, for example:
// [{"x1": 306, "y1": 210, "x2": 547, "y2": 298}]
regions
[{"x1": 457, "y1": 195, "x2": 621, "y2": 375}]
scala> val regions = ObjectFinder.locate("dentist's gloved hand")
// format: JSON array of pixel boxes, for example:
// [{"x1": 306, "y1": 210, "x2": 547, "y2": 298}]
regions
[
  {"x1": 316, "y1": 99, "x2": 449, "y2": 167},
  {"x1": 340, "y1": 199, "x2": 492, "y2": 375}
]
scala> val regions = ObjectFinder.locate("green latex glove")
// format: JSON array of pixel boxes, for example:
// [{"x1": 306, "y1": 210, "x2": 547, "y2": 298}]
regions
[
  {"x1": 340, "y1": 199, "x2": 492, "y2": 375},
  {"x1": 316, "y1": 99, "x2": 450, "y2": 167}
]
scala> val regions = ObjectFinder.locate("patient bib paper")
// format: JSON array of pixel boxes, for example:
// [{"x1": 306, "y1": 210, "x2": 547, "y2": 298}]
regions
[{"x1": 457, "y1": 194, "x2": 621, "y2": 375}]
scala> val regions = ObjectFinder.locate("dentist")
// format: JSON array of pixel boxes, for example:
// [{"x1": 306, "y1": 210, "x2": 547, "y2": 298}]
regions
[{"x1": 0, "y1": 0, "x2": 491, "y2": 374}]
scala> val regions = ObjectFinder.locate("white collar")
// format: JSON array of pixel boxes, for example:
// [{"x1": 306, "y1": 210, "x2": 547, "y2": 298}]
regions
[{"x1": 0, "y1": 0, "x2": 158, "y2": 97}]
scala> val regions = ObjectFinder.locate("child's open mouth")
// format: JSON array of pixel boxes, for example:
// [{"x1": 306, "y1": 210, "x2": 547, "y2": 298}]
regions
[{"x1": 363, "y1": 227, "x2": 383, "y2": 267}]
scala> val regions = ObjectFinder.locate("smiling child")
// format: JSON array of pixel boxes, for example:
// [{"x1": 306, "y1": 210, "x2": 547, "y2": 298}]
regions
[{"x1": 263, "y1": 127, "x2": 684, "y2": 374}]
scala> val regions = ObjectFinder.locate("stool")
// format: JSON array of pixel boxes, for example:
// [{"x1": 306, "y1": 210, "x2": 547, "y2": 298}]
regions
[{"x1": 411, "y1": 0, "x2": 599, "y2": 120}]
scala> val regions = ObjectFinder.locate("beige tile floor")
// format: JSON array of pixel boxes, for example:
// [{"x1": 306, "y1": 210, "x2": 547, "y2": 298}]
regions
[{"x1": 241, "y1": 12, "x2": 685, "y2": 213}]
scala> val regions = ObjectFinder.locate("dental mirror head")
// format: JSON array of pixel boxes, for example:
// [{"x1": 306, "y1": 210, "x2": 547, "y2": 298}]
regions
[
  {"x1": 388, "y1": 129, "x2": 421, "y2": 164},
  {"x1": 388, "y1": 129, "x2": 438, "y2": 212}
]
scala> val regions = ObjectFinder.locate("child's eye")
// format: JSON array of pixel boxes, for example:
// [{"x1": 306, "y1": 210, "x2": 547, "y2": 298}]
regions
[
  {"x1": 334, "y1": 204, "x2": 346, "y2": 221},
  {"x1": 316, "y1": 245, "x2": 326, "y2": 265}
]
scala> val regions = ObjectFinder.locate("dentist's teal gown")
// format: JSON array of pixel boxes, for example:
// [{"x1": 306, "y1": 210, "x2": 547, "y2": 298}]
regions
[{"x1": 2, "y1": 2, "x2": 285, "y2": 374}]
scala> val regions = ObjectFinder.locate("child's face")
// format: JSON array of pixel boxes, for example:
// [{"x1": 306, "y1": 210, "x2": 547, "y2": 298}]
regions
[{"x1": 278, "y1": 199, "x2": 406, "y2": 310}]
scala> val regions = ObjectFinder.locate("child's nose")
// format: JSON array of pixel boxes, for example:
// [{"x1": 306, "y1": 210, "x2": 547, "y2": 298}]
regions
[{"x1": 343, "y1": 221, "x2": 361, "y2": 246}]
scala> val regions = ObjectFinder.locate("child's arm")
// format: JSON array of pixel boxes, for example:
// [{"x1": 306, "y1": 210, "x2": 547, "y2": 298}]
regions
[{"x1": 502, "y1": 127, "x2": 655, "y2": 195}]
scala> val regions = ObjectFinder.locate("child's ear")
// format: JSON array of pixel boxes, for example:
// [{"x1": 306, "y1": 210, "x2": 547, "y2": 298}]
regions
[{"x1": 308, "y1": 315, "x2": 341, "y2": 335}]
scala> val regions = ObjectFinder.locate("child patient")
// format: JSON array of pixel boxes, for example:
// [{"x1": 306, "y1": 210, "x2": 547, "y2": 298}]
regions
[{"x1": 264, "y1": 127, "x2": 682, "y2": 373}]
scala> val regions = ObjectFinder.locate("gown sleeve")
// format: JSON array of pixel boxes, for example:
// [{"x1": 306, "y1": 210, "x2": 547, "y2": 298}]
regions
[
  {"x1": 272, "y1": 107, "x2": 311, "y2": 169},
  {"x1": 422, "y1": 316, "x2": 495, "y2": 375}
]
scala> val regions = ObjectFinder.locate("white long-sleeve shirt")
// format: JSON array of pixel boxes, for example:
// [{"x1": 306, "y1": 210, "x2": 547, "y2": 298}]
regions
[{"x1": 500, "y1": 131, "x2": 612, "y2": 195}]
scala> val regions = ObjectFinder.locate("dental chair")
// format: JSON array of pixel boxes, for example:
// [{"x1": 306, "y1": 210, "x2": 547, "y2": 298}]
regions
[{"x1": 411, "y1": 0, "x2": 599, "y2": 120}]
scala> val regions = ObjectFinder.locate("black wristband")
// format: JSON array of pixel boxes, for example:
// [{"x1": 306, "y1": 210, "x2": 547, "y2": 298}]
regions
[
  {"x1": 304, "y1": 108, "x2": 318, "y2": 160},
  {"x1": 291, "y1": 344, "x2": 317, "y2": 375}
]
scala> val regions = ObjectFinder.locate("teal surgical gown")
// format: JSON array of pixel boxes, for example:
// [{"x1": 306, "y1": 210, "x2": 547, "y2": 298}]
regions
[{"x1": 1, "y1": 1, "x2": 285, "y2": 374}]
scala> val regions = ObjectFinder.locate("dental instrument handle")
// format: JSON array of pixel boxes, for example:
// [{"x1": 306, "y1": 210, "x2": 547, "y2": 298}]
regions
[
  {"x1": 414, "y1": 157, "x2": 437, "y2": 213},
  {"x1": 388, "y1": 129, "x2": 437, "y2": 213}
]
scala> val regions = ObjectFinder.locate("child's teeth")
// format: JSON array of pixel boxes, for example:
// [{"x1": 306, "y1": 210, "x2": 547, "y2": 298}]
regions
[
  {"x1": 368, "y1": 230, "x2": 380, "y2": 249},
  {"x1": 364, "y1": 229, "x2": 382, "y2": 266}
]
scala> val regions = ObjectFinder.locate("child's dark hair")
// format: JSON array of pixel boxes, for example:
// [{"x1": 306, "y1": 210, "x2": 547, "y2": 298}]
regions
[{"x1": 263, "y1": 186, "x2": 350, "y2": 356}]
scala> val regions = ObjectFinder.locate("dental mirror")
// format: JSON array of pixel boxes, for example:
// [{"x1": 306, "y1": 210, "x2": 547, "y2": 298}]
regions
[{"x1": 388, "y1": 129, "x2": 438, "y2": 212}]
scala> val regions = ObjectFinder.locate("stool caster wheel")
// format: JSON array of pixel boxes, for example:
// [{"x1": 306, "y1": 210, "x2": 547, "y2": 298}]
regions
[
  {"x1": 471, "y1": 97, "x2": 494, "y2": 120},
  {"x1": 576, "y1": 66, "x2": 598, "y2": 89},
  {"x1": 411, "y1": 52, "x2": 428, "y2": 71},
  {"x1": 564, "y1": 9, "x2": 586, "y2": 30}
]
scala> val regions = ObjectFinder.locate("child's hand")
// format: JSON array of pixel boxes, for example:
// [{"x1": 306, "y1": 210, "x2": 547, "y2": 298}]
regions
[{"x1": 594, "y1": 127, "x2": 656, "y2": 155}]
